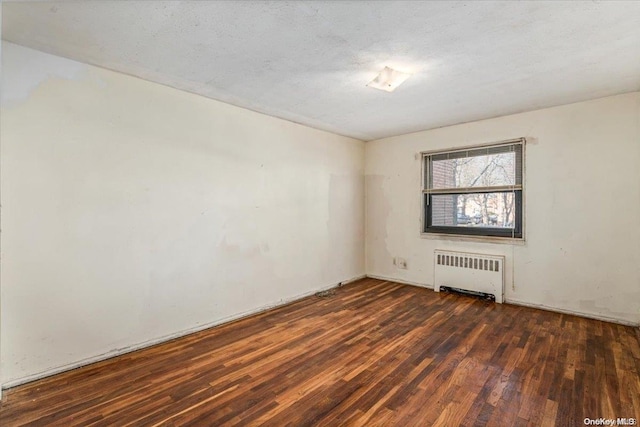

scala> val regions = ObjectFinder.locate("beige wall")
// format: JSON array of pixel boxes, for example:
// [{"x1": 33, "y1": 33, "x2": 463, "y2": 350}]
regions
[
  {"x1": 0, "y1": 42, "x2": 365, "y2": 386},
  {"x1": 365, "y1": 92, "x2": 640, "y2": 325},
  {"x1": 0, "y1": 4, "x2": 3, "y2": 401},
  {"x1": 2, "y1": 39, "x2": 638, "y2": 391}
]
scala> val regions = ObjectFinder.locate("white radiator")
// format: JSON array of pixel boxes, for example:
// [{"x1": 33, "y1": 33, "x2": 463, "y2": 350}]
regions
[{"x1": 434, "y1": 250, "x2": 505, "y2": 303}]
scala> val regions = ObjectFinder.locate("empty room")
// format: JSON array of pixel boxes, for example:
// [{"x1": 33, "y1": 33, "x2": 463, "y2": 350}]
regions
[{"x1": 0, "y1": 1, "x2": 639, "y2": 426}]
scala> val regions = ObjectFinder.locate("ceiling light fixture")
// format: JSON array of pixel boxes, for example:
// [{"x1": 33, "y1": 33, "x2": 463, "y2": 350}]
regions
[{"x1": 367, "y1": 66, "x2": 411, "y2": 92}]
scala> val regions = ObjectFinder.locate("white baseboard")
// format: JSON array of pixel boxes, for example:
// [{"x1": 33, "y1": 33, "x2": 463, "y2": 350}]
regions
[
  {"x1": 365, "y1": 274, "x2": 434, "y2": 290},
  {"x1": 366, "y1": 275, "x2": 637, "y2": 327},
  {"x1": 5, "y1": 273, "x2": 634, "y2": 391},
  {"x1": 505, "y1": 298, "x2": 639, "y2": 327},
  {"x1": 2, "y1": 273, "x2": 366, "y2": 390},
  {"x1": 340, "y1": 274, "x2": 367, "y2": 285}
]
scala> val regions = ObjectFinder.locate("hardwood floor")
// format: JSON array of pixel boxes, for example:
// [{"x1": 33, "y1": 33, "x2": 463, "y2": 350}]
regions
[{"x1": 1, "y1": 278, "x2": 639, "y2": 426}]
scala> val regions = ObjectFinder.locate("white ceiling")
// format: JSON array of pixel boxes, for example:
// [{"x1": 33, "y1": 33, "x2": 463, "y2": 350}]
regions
[{"x1": 3, "y1": 1, "x2": 640, "y2": 140}]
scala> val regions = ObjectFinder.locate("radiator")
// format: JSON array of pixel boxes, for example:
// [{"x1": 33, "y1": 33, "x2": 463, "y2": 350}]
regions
[{"x1": 434, "y1": 250, "x2": 505, "y2": 303}]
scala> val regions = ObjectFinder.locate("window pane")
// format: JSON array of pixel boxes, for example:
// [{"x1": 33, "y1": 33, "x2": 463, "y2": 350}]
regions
[
  {"x1": 430, "y1": 192, "x2": 516, "y2": 228},
  {"x1": 430, "y1": 150, "x2": 518, "y2": 189}
]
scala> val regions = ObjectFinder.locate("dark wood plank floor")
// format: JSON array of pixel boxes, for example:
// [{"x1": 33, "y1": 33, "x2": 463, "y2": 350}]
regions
[{"x1": 1, "y1": 278, "x2": 639, "y2": 426}]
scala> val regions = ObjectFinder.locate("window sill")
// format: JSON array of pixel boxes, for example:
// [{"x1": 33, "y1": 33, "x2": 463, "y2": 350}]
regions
[{"x1": 420, "y1": 232, "x2": 526, "y2": 245}]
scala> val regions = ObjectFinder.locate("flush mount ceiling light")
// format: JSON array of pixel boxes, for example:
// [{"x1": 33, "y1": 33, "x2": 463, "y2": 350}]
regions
[{"x1": 367, "y1": 66, "x2": 412, "y2": 92}]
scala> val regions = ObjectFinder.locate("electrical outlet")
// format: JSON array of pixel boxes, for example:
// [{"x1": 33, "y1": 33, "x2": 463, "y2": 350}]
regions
[{"x1": 397, "y1": 257, "x2": 408, "y2": 269}]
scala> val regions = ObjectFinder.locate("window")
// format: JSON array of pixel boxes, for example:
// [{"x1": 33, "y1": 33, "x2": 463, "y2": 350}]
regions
[{"x1": 422, "y1": 139, "x2": 524, "y2": 239}]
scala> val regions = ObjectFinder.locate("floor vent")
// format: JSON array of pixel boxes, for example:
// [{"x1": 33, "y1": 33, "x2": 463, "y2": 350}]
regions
[
  {"x1": 434, "y1": 250, "x2": 505, "y2": 303},
  {"x1": 439, "y1": 286, "x2": 496, "y2": 302}
]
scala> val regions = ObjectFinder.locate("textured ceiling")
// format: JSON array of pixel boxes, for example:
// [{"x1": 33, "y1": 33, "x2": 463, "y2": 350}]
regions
[{"x1": 3, "y1": 1, "x2": 640, "y2": 140}]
